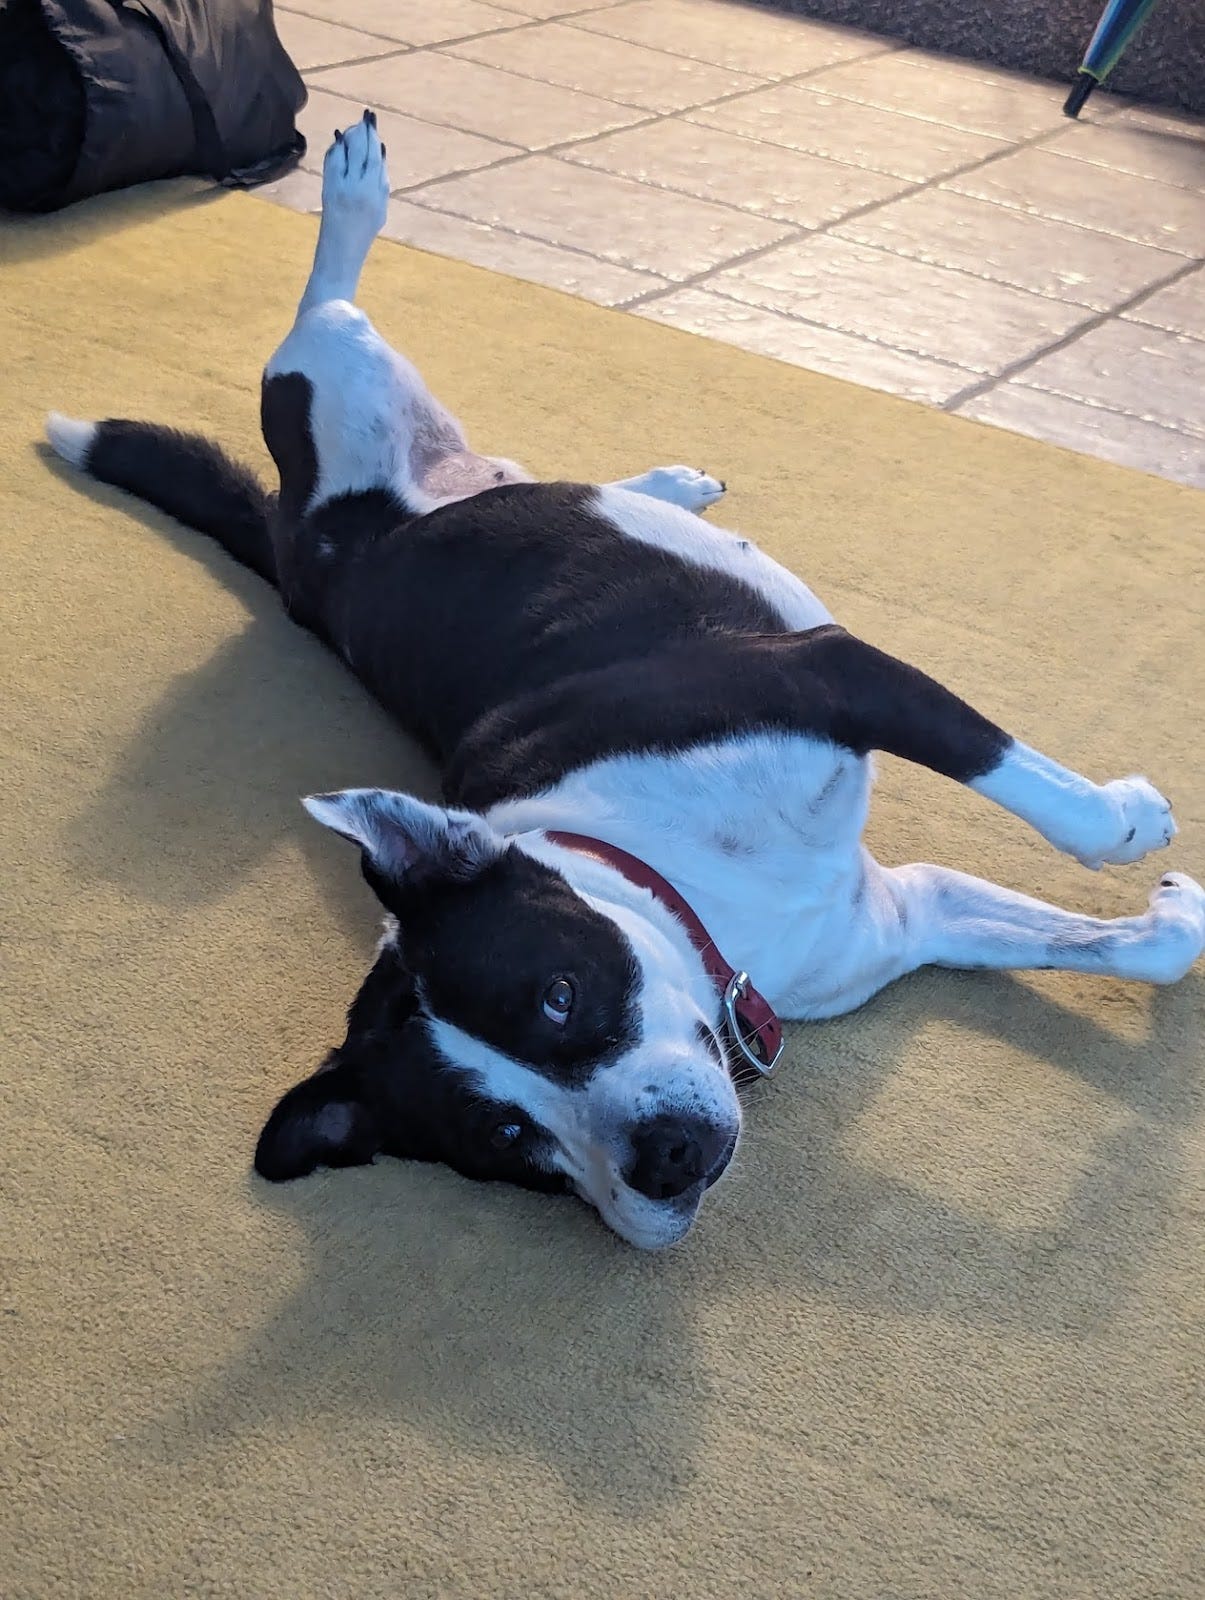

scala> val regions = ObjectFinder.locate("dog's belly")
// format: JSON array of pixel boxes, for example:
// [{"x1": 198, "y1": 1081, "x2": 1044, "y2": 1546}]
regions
[
  {"x1": 488, "y1": 730, "x2": 873, "y2": 1008},
  {"x1": 337, "y1": 482, "x2": 832, "y2": 766}
]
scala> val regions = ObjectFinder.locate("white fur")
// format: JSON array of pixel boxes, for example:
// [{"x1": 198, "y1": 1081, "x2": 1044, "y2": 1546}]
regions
[
  {"x1": 493, "y1": 732, "x2": 873, "y2": 1013},
  {"x1": 589, "y1": 483, "x2": 832, "y2": 633},
  {"x1": 426, "y1": 1013, "x2": 735, "y2": 1252},
  {"x1": 45, "y1": 412, "x2": 97, "y2": 469},
  {"x1": 270, "y1": 118, "x2": 531, "y2": 518},
  {"x1": 609, "y1": 464, "x2": 726, "y2": 512},
  {"x1": 895, "y1": 865, "x2": 1205, "y2": 986},
  {"x1": 297, "y1": 116, "x2": 389, "y2": 317},
  {"x1": 303, "y1": 789, "x2": 500, "y2": 879},
  {"x1": 970, "y1": 743, "x2": 1176, "y2": 869}
]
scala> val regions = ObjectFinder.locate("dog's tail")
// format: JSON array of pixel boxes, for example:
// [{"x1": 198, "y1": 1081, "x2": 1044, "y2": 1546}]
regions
[{"x1": 45, "y1": 414, "x2": 278, "y2": 585}]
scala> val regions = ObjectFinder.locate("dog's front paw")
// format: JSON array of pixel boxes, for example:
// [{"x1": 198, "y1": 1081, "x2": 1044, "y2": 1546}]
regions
[
  {"x1": 322, "y1": 109, "x2": 390, "y2": 234},
  {"x1": 1075, "y1": 776, "x2": 1176, "y2": 869}
]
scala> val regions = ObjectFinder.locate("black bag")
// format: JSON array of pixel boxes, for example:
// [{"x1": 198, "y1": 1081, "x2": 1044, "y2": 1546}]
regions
[{"x1": 0, "y1": 0, "x2": 306, "y2": 212}]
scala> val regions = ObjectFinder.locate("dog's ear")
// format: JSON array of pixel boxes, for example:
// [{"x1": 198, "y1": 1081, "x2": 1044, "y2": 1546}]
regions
[
  {"x1": 302, "y1": 788, "x2": 502, "y2": 886},
  {"x1": 254, "y1": 1055, "x2": 383, "y2": 1182}
]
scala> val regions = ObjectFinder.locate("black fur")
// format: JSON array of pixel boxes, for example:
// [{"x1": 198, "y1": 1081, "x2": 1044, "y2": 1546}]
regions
[
  {"x1": 368, "y1": 845, "x2": 640, "y2": 1084},
  {"x1": 254, "y1": 1028, "x2": 574, "y2": 1193},
  {"x1": 86, "y1": 421, "x2": 277, "y2": 583},
  {"x1": 449, "y1": 624, "x2": 1009, "y2": 809},
  {"x1": 83, "y1": 405, "x2": 1008, "y2": 792}
]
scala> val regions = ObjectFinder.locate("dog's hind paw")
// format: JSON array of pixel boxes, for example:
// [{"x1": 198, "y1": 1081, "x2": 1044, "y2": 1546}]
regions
[{"x1": 322, "y1": 109, "x2": 389, "y2": 235}]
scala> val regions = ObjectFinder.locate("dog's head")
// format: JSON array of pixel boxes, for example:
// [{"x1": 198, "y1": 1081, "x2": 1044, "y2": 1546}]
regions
[{"x1": 255, "y1": 789, "x2": 741, "y2": 1249}]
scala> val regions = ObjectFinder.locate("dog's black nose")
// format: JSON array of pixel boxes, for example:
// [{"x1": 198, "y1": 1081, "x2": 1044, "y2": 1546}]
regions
[{"x1": 624, "y1": 1114, "x2": 731, "y2": 1202}]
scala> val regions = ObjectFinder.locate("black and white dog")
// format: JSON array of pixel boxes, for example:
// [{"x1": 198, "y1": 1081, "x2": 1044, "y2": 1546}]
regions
[{"x1": 48, "y1": 115, "x2": 1204, "y2": 1249}]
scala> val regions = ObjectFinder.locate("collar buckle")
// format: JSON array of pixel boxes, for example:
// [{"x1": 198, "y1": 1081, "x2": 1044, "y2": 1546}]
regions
[{"x1": 722, "y1": 971, "x2": 784, "y2": 1077}]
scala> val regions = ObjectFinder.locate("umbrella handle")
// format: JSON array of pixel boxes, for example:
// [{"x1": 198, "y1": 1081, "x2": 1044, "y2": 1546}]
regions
[{"x1": 1063, "y1": 73, "x2": 1096, "y2": 118}]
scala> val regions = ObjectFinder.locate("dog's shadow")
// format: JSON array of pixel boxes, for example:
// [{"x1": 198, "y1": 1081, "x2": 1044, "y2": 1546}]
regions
[
  {"x1": 145, "y1": 1165, "x2": 723, "y2": 1513},
  {"x1": 54, "y1": 469, "x2": 439, "y2": 946},
  {"x1": 65, "y1": 480, "x2": 1203, "y2": 1502}
]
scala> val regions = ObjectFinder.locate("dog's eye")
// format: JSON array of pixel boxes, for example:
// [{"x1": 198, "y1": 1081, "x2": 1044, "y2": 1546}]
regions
[
  {"x1": 490, "y1": 1121, "x2": 523, "y2": 1150},
  {"x1": 542, "y1": 977, "x2": 574, "y2": 1025}
]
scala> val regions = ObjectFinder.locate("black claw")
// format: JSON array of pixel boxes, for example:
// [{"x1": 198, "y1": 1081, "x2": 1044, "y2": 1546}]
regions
[
  {"x1": 334, "y1": 128, "x2": 343, "y2": 143},
  {"x1": 380, "y1": 142, "x2": 387, "y2": 158},
  {"x1": 1161, "y1": 878, "x2": 1175, "y2": 888},
  {"x1": 719, "y1": 480, "x2": 727, "y2": 491},
  {"x1": 364, "y1": 108, "x2": 376, "y2": 127}
]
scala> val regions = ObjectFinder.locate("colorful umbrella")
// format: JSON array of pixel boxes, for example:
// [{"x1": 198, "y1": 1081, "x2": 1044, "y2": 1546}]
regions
[{"x1": 1064, "y1": 0, "x2": 1163, "y2": 117}]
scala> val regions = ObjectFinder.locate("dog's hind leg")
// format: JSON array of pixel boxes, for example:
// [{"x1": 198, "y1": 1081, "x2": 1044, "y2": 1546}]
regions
[
  {"x1": 784, "y1": 855, "x2": 1205, "y2": 1017},
  {"x1": 264, "y1": 116, "x2": 531, "y2": 524},
  {"x1": 608, "y1": 465, "x2": 726, "y2": 513},
  {"x1": 296, "y1": 110, "x2": 389, "y2": 318}
]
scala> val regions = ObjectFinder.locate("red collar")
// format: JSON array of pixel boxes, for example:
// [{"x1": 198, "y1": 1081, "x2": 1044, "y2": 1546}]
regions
[{"x1": 546, "y1": 832, "x2": 784, "y2": 1078}]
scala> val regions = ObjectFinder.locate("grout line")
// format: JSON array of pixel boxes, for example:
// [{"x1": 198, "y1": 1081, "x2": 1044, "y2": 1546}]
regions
[
  {"x1": 1118, "y1": 259, "x2": 1205, "y2": 335},
  {"x1": 398, "y1": 191, "x2": 739, "y2": 285},
  {"x1": 606, "y1": 114, "x2": 1103, "y2": 310},
  {"x1": 296, "y1": 8, "x2": 588, "y2": 75},
  {"x1": 275, "y1": 6, "x2": 416, "y2": 49},
  {"x1": 424, "y1": 81, "x2": 1098, "y2": 253},
  {"x1": 388, "y1": 110, "x2": 667, "y2": 194},
  {"x1": 556, "y1": 9, "x2": 894, "y2": 76},
  {"x1": 356, "y1": 44, "x2": 901, "y2": 202},
  {"x1": 484, "y1": 0, "x2": 632, "y2": 15},
  {"x1": 381, "y1": 35, "x2": 902, "y2": 125},
  {"x1": 421, "y1": 45, "x2": 773, "y2": 113},
  {"x1": 940, "y1": 254, "x2": 1205, "y2": 412},
  {"x1": 390, "y1": 196, "x2": 676, "y2": 284},
  {"x1": 626, "y1": 276, "x2": 981, "y2": 375},
  {"x1": 289, "y1": 18, "x2": 1205, "y2": 453},
  {"x1": 308, "y1": 44, "x2": 1200, "y2": 331},
  {"x1": 294, "y1": 45, "x2": 412, "y2": 72}
]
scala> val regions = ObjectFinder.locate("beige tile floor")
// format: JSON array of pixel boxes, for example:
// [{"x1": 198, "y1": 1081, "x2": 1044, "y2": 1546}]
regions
[{"x1": 262, "y1": 0, "x2": 1205, "y2": 488}]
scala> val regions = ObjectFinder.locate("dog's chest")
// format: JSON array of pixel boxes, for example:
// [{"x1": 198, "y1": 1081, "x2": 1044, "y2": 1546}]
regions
[{"x1": 490, "y1": 731, "x2": 872, "y2": 1002}]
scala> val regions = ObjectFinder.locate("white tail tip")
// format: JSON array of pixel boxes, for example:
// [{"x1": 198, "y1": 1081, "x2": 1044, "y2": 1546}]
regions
[{"x1": 46, "y1": 412, "x2": 98, "y2": 470}]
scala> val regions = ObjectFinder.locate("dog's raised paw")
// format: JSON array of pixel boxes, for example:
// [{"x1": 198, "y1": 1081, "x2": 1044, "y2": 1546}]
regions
[{"x1": 321, "y1": 110, "x2": 390, "y2": 233}]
